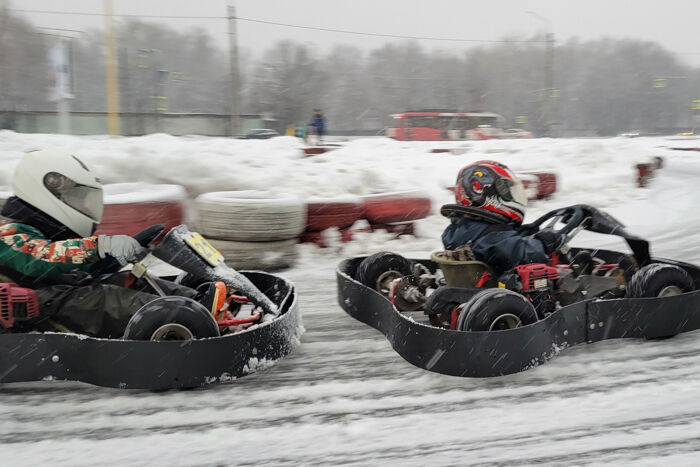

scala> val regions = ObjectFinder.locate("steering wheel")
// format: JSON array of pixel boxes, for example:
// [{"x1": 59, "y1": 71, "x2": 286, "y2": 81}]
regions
[
  {"x1": 89, "y1": 224, "x2": 165, "y2": 277},
  {"x1": 522, "y1": 205, "x2": 587, "y2": 237}
]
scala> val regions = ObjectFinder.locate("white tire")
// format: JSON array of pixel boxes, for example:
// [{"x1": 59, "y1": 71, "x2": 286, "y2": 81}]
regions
[
  {"x1": 195, "y1": 191, "x2": 306, "y2": 242},
  {"x1": 206, "y1": 238, "x2": 298, "y2": 271}
]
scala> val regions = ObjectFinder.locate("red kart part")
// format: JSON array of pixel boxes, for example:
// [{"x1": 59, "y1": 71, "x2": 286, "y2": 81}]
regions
[
  {"x1": 0, "y1": 283, "x2": 39, "y2": 329},
  {"x1": 96, "y1": 201, "x2": 185, "y2": 244},
  {"x1": 305, "y1": 200, "x2": 365, "y2": 231},
  {"x1": 515, "y1": 264, "x2": 560, "y2": 291},
  {"x1": 217, "y1": 314, "x2": 261, "y2": 326},
  {"x1": 362, "y1": 192, "x2": 432, "y2": 224}
]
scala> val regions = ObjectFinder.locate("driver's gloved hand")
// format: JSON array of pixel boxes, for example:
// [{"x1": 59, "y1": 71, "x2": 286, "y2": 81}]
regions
[
  {"x1": 534, "y1": 229, "x2": 566, "y2": 255},
  {"x1": 97, "y1": 234, "x2": 146, "y2": 265}
]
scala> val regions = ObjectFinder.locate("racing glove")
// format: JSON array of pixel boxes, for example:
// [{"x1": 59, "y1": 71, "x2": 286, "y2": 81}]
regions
[
  {"x1": 97, "y1": 235, "x2": 146, "y2": 265},
  {"x1": 533, "y1": 229, "x2": 566, "y2": 255}
]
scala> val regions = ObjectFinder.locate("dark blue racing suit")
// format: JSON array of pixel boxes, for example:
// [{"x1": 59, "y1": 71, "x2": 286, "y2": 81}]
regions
[{"x1": 442, "y1": 217, "x2": 551, "y2": 274}]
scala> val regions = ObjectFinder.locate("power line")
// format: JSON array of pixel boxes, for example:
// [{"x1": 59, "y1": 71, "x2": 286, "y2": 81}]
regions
[
  {"x1": 232, "y1": 16, "x2": 548, "y2": 43},
  {"x1": 9, "y1": 8, "x2": 223, "y2": 19},
  {"x1": 9, "y1": 8, "x2": 547, "y2": 43}
]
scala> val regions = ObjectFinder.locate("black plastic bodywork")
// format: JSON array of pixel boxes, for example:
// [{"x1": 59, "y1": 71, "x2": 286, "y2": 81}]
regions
[
  {"x1": 0, "y1": 271, "x2": 301, "y2": 389},
  {"x1": 337, "y1": 254, "x2": 700, "y2": 377}
]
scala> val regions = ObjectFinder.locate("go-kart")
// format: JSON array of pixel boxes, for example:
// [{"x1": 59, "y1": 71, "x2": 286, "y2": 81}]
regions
[
  {"x1": 337, "y1": 205, "x2": 700, "y2": 377},
  {"x1": 0, "y1": 224, "x2": 302, "y2": 390}
]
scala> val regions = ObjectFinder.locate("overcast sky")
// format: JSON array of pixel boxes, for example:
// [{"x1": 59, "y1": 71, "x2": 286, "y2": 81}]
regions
[{"x1": 9, "y1": 0, "x2": 700, "y2": 66}]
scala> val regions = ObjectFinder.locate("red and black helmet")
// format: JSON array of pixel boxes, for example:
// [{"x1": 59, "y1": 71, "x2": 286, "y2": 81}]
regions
[{"x1": 453, "y1": 160, "x2": 527, "y2": 224}]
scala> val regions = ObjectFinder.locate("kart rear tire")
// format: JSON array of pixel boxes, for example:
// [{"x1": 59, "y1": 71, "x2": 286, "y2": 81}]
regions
[
  {"x1": 123, "y1": 296, "x2": 220, "y2": 341},
  {"x1": 457, "y1": 289, "x2": 538, "y2": 332},
  {"x1": 356, "y1": 252, "x2": 412, "y2": 295},
  {"x1": 626, "y1": 264, "x2": 695, "y2": 298}
]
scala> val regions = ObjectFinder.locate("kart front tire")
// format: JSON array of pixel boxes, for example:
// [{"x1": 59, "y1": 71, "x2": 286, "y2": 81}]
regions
[
  {"x1": 123, "y1": 296, "x2": 220, "y2": 341},
  {"x1": 626, "y1": 264, "x2": 695, "y2": 298},
  {"x1": 457, "y1": 288, "x2": 538, "y2": 332},
  {"x1": 356, "y1": 252, "x2": 412, "y2": 295}
]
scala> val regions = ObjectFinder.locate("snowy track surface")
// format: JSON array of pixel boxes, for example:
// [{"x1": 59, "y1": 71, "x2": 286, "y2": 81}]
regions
[{"x1": 1, "y1": 133, "x2": 700, "y2": 465}]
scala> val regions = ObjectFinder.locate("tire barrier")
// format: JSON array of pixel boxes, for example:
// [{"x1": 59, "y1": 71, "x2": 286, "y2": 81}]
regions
[
  {"x1": 302, "y1": 145, "x2": 342, "y2": 156},
  {"x1": 96, "y1": 183, "x2": 186, "y2": 242},
  {"x1": 305, "y1": 196, "x2": 365, "y2": 232},
  {"x1": 367, "y1": 221, "x2": 415, "y2": 237},
  {"x1": 516, "y1": 171, "x2": 558, "y2": 199},
  {"x1": 299, "y1": 228, "x2": 355, "y2": 248},
  {"x1": 362, "y1": 191, "x2": 432, "y2": 225},
  {"x1": 636, "y1": 157, "x2": 664, "y2": 188},
  {"x1": 205, "y1": 238, "x2": 298, "y2": 271},
  {"x1": 195, "y1": 191, "x2": 306, "y2": 242},
  {"x1": 195, "y1": 191, "x2": 305, "y2": 270}
]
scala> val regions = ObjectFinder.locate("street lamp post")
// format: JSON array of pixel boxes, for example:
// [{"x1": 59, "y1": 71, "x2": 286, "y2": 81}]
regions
[{"x1": 526, "y1": 11, "x2": 554, "y2": 136}]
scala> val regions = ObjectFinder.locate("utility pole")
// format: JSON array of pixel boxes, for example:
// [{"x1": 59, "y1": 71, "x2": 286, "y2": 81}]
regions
[
  {"x1": 544, "y1": 31, "x2": 554, "y2": 137},
  {"x1": 103, "y1": 0, "x2": 120, "y2": 135},
  {"x1": 227, "y1": 3, "x2": 241, "y2": 137},
  {"x1": 526, "y1": 11, "x2": 554, "y2": 136}
]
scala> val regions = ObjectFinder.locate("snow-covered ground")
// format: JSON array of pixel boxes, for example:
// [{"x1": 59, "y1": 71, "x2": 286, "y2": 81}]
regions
[{"x1": 1, "y1": 131, "x2": 700, "y2": 466}]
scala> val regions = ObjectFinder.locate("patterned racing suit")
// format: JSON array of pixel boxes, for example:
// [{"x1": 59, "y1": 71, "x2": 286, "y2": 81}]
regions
[{"x1": 0, "y1": 221, "x2": 195, "y2": 338}]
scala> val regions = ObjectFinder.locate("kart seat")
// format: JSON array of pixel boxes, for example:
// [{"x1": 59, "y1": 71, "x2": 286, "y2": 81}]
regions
[{"x1": 431, "y1": 250, "x2": 495, "y2": 288}]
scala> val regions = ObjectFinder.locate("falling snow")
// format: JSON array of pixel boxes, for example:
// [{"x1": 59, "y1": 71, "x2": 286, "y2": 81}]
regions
[{"x1": 1, "y1": 132, "x2": 700, "y2": 465}]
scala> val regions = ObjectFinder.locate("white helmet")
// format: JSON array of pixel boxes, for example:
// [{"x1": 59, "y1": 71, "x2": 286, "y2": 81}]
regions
[{"x1": 12, "y1": 149, "x2": 103, "y2": 237}]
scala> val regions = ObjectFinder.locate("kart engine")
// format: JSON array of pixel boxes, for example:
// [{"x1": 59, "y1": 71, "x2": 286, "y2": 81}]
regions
[
  {"x1": 500, "y1": 264, "x2": 559, "y2": 318},
  {"x1": 0, "y1": 283, "x2": 40, "y2": 329}
]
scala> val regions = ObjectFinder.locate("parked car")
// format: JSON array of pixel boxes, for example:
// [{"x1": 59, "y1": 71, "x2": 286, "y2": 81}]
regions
[
  {"x1": 242, "y1": 128, "x2": 279, "y2": 139},
  {"x1": 502, "y1": 128, "x2": 533, "y2": 138}
]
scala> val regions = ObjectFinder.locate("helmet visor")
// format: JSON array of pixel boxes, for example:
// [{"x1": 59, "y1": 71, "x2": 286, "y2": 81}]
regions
[
  {"x1": 495, "y1": 177, "x2": 527, "y2": 206},
  {"x1": 61, "y1": 185, "x2": 104, "y2": 222},
  {"x1": 44, "y1": 172, "x2": 104, "y2": 222}
]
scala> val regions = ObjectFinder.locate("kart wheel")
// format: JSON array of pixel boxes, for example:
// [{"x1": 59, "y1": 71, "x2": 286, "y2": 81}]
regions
[
  {"x1": 356, "y1": 252, "x2": 412, "y2": 295},
  {"x1": 457, "y1": 289, "x2": 538, "y2": 332},
  {"x1": 123, "y1": 296, "x2": 220, "y2": 341},
  {"x1": 389, "y1": 275, "x2": 426, "y2": 311},
  {"x1": 626, "y1": 264, "x2": 695, "y2": 298}
]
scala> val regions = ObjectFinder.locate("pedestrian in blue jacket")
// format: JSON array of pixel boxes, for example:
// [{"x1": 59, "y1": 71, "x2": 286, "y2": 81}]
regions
[
  {"x1": 441, "y1": 160, "x2": 563, "y2": 274},
  {"x1": 310, "y1": 109, "x2": 326, "y2": 144}
]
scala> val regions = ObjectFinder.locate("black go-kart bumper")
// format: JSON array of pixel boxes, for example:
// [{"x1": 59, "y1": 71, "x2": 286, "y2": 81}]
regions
[
  {"x1": 337, "y1": 253, "x2": 700, "y2": 377},
  {"x1": 0, "y1": 271, "x2": 302, "y2": 390}
]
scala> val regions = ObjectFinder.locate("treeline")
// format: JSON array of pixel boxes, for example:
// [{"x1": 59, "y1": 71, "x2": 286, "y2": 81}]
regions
[{"x1": 1, "y1": 9, "x2": 699, "y2": 135}]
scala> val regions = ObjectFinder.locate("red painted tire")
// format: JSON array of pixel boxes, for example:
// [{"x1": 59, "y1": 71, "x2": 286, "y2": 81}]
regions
[
  {"x1": 636, "y1": 163, "x2": 653, "y2": 187},
  {"x1": 531, "y1": 172, "x2": 558, "y2": 198},
  {"x1": 362, "y1": 191, "x2": 432, "y2": 224},
  {"x1": 96, "y1": 184, "x2": 186, "y2": 242},
  {"x1": 516, "y1": 171, "x2": 558, "y2": 200},
  {"x1": 306, "y1": 196, "x2": 364, "y2": 231}
]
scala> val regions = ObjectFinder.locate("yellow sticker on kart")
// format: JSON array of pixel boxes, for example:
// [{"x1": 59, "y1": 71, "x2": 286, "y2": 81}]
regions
[{"x1": 186, "y1": 233, "x2": 224, "y2": 266}]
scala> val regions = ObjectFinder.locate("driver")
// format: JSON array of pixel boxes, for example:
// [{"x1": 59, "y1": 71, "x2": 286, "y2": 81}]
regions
[
  {"x1": 441, "y1": 160, "x2": 564, "y2": 274},
  {"x1": 0, "y1": 149, "x2": 201, "y2": 337}
]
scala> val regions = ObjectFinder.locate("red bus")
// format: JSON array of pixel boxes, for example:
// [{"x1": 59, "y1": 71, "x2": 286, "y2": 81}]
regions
[{"x1": 386, "y1": 111, "x2": 506, "y2": 141}]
